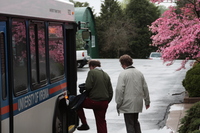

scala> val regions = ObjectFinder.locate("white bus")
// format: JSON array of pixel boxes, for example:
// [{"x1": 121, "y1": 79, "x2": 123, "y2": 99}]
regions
[{"x1": 0, "y1": 0, "x2": 79, "y2": 133}]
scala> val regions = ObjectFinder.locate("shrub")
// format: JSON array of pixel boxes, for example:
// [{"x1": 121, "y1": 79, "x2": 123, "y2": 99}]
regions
[
  {"x1": 192, "y1": 130, "x2": 200, "y2": 133},
  {"x1": 179, "y1": 101, "x2": 200, "y2": 133},
  {"x1": 182, "y1": 63, "x2": 200, "y2": 97}
]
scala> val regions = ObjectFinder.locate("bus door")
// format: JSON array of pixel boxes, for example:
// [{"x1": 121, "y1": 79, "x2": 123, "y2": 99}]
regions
[{"x1": 0, "y1": 21, "x2": 10, "y2": 133}]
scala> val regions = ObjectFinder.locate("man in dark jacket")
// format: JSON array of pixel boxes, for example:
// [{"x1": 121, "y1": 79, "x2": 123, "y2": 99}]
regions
[{"x1": 77, "y1": 60, "x2": 113, "y2": 133}]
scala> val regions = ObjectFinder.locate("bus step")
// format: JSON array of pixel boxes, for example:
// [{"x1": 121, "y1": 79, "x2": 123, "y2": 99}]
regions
[{"x1": 68, "y1": 125, "x2": 76, "y2": 133}]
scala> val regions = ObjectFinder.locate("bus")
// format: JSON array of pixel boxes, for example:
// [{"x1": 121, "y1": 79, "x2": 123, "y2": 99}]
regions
[{"x1": 0, "y1": 0, "x2": 79, "y2": 133}]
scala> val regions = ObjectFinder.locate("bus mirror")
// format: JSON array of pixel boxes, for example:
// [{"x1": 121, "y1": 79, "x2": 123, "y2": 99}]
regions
[{"x1": 82, "y1": 31, "x2": 90, "y2": 40}]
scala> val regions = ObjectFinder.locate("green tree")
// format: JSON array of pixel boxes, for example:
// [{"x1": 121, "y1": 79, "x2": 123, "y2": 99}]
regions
[
  {"x1": 125, "y1": 0, "x2": 160, "y2": 58},
  {"x1": 176, "y1": 0, "x2": 190, "y2": 8},
  {"x1": 76, "y1": 32, "x2": 85, "y2": 50},
  {"x1": 96, "y1": 0, "x2": 136, "y2": 58},
  {"x1": 69, "y1": 0, "x2": 89, "y2": 7},
  {"x1": 120, "y1": 0, "x2": 130, "y2": 9}
]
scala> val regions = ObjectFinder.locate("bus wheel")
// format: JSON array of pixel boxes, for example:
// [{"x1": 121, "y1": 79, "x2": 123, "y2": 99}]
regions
[
  {"x1": 53, "y1": 96, "x2": 67, "y2": 133},
  {"x1": 55, "y1": 117, "x2": 62, "y2": 133}
]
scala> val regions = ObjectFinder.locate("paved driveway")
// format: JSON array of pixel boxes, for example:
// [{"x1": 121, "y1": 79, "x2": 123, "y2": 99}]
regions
[{"x1": 75, "y1": 59, "x2": 192, "y2": 133}]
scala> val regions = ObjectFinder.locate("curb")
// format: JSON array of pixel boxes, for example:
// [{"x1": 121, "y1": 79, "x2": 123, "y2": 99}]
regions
[{"x1": 184, "y1": 97, "x2": 200, "y2": 103}]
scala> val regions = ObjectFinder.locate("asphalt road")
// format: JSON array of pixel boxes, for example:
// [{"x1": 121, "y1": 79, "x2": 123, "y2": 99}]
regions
[{"x1": 75, "y1": 59, "x2": 193, "y2": 133}]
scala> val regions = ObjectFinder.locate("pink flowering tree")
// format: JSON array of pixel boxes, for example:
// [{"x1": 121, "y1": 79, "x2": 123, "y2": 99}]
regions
[{"x1": 149, "y1": 0, "x2": 200, "y2": 70}]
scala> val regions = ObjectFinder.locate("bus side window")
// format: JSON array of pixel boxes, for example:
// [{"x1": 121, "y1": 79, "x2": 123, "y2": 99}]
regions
[
  {"x1": 12, "y1": 19, "x2": 28, "y2": 96},
  {"x1": 29, "y1": 23, "x2": 47, "y2": 90},
  {"x1": 48, "y1": 24, "x2": 64, "y2": 81},
  {"x1": 0, "y1": 32, "x2": 7, "y2": 99}
]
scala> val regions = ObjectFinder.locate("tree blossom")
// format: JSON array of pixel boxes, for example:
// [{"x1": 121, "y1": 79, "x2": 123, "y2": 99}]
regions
[
  {"x1": 149, "y1": 0, "x2": 200, "y2": 70},
  {"x1": 14, "y1": 23, "x2": 65, "y2": 65}
]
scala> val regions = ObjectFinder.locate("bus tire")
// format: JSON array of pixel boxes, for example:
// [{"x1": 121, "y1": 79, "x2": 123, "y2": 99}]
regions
[{"x1": 53, "y1": 95, "x2": 67, "y2": 133}]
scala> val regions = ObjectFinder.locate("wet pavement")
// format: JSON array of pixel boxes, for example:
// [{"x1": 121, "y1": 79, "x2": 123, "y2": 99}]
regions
[{"x1": 75, "y1": 59, "x2": 193, "y2": 133}]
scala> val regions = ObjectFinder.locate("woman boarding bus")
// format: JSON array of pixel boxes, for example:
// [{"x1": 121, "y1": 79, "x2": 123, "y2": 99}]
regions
[{"x1": 0, "y1": 0, "x2": 78, "y2": 132}]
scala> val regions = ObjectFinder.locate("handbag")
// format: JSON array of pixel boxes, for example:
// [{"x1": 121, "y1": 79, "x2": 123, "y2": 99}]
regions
[
  {"x1": 69, "y1": 91, "x2": 88, "y2": 110},
  {"x1": 69, "y1": 83, "x2": 88, "y2": 110}
]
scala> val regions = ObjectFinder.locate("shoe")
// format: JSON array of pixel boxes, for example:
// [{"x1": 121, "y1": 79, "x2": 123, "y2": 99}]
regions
[{"x1": 77, "y1": 124, "x2": 90, "y2": 130}]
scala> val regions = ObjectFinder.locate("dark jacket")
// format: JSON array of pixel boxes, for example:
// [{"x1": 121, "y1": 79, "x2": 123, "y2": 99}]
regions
[{"x1": 85, "y1": 67, "x2": 113, "y2": 102}]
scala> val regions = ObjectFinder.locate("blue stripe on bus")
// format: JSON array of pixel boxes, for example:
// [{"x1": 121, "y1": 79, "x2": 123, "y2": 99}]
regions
[{"x1": 0, "y1": 81, "x2": 67, "y2": 120}]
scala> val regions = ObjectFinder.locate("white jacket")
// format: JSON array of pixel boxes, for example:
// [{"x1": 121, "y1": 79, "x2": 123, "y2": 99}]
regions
[{"x1": 115, "y1": 66, "x2": 150, "y2": 113}]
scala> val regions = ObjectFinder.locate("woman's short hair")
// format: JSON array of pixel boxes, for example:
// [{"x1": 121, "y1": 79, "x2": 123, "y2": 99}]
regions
[
  {"x1": 88, "y1": 60, "x2": 101, "y2": 67},
  {"x1": 119, "y1": 54, "x2": 133, "y2": 66}
]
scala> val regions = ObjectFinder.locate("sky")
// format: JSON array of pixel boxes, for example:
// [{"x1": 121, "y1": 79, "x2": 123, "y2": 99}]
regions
[{"x1": 74, "y1": 0, "x2": 176, "y2": 15}]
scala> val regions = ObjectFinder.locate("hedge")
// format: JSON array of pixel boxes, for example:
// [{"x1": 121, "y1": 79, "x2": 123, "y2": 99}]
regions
[
  {"x1": 179, "y1": 101, "x2": 200, "y2": 133},
  {"x1": 182, "y1": 63, "x2": 200, "y2": 97}
]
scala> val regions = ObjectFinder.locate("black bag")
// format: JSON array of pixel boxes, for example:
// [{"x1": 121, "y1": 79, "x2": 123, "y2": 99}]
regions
[
  {"x1": 69, "y1": 83, "x2": 87, "y2": 110},
  {"x1": 69, "y1": 91, "x2": 88, "y2": 110}
]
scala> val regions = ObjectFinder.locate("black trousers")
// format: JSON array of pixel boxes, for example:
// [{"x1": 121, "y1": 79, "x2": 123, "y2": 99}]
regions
[{"x1": 124, "y1": 113, "x2": 141, "y2": 133}]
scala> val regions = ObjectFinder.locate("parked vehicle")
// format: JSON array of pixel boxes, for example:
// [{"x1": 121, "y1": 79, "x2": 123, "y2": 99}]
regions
[
  {"x1": 76, "y1": 50, "x2": 91, "y2": 68},
  {"x1": 148, "y1": 52, "x2": 162, "y2": 60}
]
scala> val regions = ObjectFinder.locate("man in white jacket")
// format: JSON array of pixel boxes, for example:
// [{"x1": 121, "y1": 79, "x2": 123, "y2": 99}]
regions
[{"x1": 115, "y1": 54, "x2": 150, "y2": 133}]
